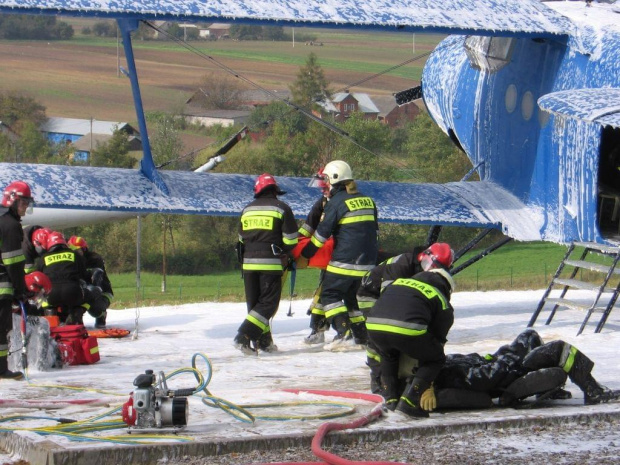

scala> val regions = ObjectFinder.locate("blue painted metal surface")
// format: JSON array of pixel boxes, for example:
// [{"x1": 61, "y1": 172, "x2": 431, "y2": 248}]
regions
[
  {"x1": 117, "y1": 18, "x2": 169, "y2": 195},
  {"x1": 422, "y1": 3, "x2": 620, "y2": 244},
  {"x1": 0, "y1": 162, "x2": 507, "y2": 226},
  {"x1": 0, "y1": 0, "x2": 618, "y2": 245},
  {"x1": 0, "y1": 0, "x2": 571, "y2": 37}
]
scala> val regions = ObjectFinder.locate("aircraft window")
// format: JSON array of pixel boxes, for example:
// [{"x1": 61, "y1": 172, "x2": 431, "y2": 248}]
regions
[
  {"x1": 465, "y1": 36, "x2": 515, "y2": 73},
  {"x1": 505, "y1": 84, "x2": 518, "y2": 113},
  {"x1": 521, "y1": 91, "x2": 535, "y2": 121},
  {"x1": 538, "y1": 109, "x2": 550, "y2": 129}
]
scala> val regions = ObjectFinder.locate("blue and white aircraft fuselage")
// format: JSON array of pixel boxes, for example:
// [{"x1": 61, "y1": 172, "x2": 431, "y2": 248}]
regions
[{"x1": 0, "y1": 0, "x2": 618, "y2": 245}]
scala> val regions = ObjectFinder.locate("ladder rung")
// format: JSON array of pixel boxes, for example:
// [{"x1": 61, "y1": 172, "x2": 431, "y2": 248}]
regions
[
  {"x1": 553, "y1": 278, "x2": 615, "y2": 292},
  {"x1": 564, "y1": 260, "x2": 620, "y2": 275},
  {"x1": 572, "y1": 242, "x2": 620, "y2": 255},
  {"x1": 545, "y1": 298, "x2": 593, "y2": 311}
]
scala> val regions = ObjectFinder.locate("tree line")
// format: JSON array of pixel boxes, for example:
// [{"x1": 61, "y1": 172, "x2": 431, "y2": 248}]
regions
[
  {"x1": 0, "y1": 53, "x2": 494, "y2": 275},
  {"x1": 0, "y1": 15, "x2": 73, "y2": 40}
]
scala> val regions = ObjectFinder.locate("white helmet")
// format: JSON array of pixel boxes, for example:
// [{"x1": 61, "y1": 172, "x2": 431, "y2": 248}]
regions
[{"x1": 322, "y1": 160, "x2": 353, "y2": 184}]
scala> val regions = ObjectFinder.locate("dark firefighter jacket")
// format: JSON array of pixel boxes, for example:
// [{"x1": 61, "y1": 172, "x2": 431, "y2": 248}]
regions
[
  {"x1": 366, "y1": 271, "x2": 453, "y2": 342},
  {"x1": 0, "y1": 208, "x2": 27, "y2": 300},
  {"x1": 239, "y1": 191, "x2": 298, "y2": 273},
  {"x1": 301, "y1": 184, "x2": 378, "y2": 278},
  {"x1": 36, "y1": 245, "x2": 90, "y2": 284},
  {"x1": 298, "y1": 197, "x2": 327, "y2": 238},
  {"x1": 22, "y1": 224, "x2": 43, "y2": 274},
  {"x1": 357, "y1": 247, "x2": 425, "y2": 310}
]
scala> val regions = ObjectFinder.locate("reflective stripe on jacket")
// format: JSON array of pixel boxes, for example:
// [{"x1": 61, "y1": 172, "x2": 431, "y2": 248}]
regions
[
  {"x1": 303, "y1": 185, "x2": 378, "y2": 277},
  {"x1": 239, "y1": 192, "x2": 298, "y2": 273},
  {"x1": 366, "y1": 271, "x2": 454, "y2": 342}
]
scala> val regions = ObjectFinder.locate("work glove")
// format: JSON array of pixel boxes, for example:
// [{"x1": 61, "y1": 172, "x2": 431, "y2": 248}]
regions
[{"x1": 420, "y1": 384, "x2": 437, "y2": 412}]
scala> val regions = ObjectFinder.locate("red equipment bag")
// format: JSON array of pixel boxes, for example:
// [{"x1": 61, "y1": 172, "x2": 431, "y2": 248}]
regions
[
  {"x1": 292, "y1": 236, "x2": 334, "y2": 269},
  {"x1": 50, "y1": 324, "x2": 100, "y2": 366}
]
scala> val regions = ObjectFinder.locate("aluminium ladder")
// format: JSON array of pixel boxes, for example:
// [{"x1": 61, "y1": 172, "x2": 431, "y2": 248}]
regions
[{"x1": 527, "y1": 241, "x2": 620, "y2": 335}]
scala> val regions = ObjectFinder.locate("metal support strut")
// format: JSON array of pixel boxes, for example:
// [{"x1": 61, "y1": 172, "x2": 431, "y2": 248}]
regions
[{"x1": 117, "y1": 18, "x2": 169, "y2": 195}]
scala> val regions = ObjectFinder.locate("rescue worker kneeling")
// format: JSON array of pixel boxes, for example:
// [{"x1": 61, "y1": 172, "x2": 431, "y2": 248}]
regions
[
  {"x1": 34, "y1": 230, "x2": 100, "y2": 325},
  {"x1": 366, "y1": 243, "x2": 455, "y2": 418}
]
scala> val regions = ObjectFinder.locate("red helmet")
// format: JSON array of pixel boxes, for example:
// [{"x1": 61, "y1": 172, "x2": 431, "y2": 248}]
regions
[
  {"x1": 2, "y1": 181, "x2": 33, "y2": 208},
  {"x1": 308, "y1": 169, "x2": 330, "y2": 196},
  {"x1": 418, "y1": 243, "x2": 454, "y2": 271},
  {"x1": 25, "y1": 271, "x2": 52, "y2": 297},
  {"x1": 32, "y1": 228, "x2": 51, "y2": 255},
  {"x1": 46, "y1": 231, "x2": 67, "y2": 250},
  {"x1": 68, "y1": 235, "x2": 88, "y2": 251},
  {"x1": 254, "y1": 173, "x2": 284, "y2": 197}
]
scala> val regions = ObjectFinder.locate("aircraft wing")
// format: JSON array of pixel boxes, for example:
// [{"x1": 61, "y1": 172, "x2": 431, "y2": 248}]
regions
[
  {"x1": 0, "y1": 0, "x2": 572, "y2": 37},
  {"x1": 0, "y1": 163, "x2": 543, "y2": 240},
  {"x1": 538, "y1": 88, "x2": 620, "y2": 128}
]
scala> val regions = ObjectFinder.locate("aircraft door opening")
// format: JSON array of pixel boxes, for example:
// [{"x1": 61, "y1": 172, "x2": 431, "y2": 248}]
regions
[{"x1": 597, "y1": 126, "x2": 620, "y2": 239}]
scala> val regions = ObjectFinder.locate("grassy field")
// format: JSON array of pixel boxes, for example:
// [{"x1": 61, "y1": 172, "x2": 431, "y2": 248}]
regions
[
  {"x1": 0, "y1": 24, "x2": 442, "y2": 122},
  {"x1": 108, "y1": 241, "x2": 587, "y2": 309},
  {"x1": 3, "y1": 24, "x2": 598, "y2": 310}
]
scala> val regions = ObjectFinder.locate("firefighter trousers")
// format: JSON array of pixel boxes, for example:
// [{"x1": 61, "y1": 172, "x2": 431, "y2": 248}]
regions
[{"x1": 238, "y1": 271, "x2": 283, "y2": 340}]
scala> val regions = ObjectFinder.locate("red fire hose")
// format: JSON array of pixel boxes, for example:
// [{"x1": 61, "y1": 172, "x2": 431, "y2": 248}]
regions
[{"x1": 252, "y1": 389, "x2": 411, "y2": 465}]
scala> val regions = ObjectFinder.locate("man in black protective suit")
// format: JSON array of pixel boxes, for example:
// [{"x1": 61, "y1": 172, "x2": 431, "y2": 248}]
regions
[
  {"x1": 234, "y1": 173, "x2": 299, "y2": 354},
  {"x1": 68, "y1": 236, "x2": 113, "y2": 329},
  {"x1": 357, "y1": 244, "x2": 432, "y2": 393},
  {"x1": 366, "y1": 243, "x2": 456, "y2": 418},
  {"x1": 300, "y1": 160, "x2": 378, "y2": 349},
  {"x1": 0, "y1": 181, "x2": 35, "y2": 380},
  {"x1": 430, "y1": 328, "x2": 620, "y2": 410},
  {"x1": 35, "y1": 230, "x2": 99, "y2": 325}
]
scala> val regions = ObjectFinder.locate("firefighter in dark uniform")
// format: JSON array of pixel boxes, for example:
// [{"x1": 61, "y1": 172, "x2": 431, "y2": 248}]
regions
[
  {"x1": 35, "y1": 230, "x2": 93, "y2": 325},
  {"x1": 68, "y1": 236, "x2": 113, "y2": 328},
  {"x1": 22, "y1": 225, "x2": 50, "y2": 274},
  {"x1": 298, "y1": 169, "x2": 332, "y2": 344},
  {"x1": 0, "y1": 181, "x2": 34, "y2": 380},
  {"x1": 357, "y1": 245, "x2": 428, "y2": 393},
  {"x1": 300, "y1": 160, "x2": 378, "y2": 348},
  {"x1": 234, "y1": 173, "x2": 298, "y2": 354},
  {"x1": 366, "y1": 243, "x2": 455, "y2": 418}
]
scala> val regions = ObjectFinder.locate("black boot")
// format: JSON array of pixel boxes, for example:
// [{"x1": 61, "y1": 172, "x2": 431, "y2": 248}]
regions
[
  {"x1": 304, "y1": 314, "x2": 327, "y2": 345},
  {"x1": 233, "y1": 333, "x2": 256, "y2": 355},
  {"x1": 351, "y1": 321, "x2": 368, "y2": 345},
  {"x1": 332, "y1": 314, "x2": 350, "y2": 336},
  {"x1": 0, "y1": 356, "x2": 24, "y2": 381},
  {"x1": 380, "y1": 375, "x2": 400, "y2": 411},
  {"x1": 395, "y1": 378, "x2": 430, "y2": 418},
  {"x1": 94, "y1": 311, "x2": 107, "y2": 329},
  {"x1": 582, "y1": 376, "x2": 620, "y2": 405},
  {"x1": 257, "y1": 332, "x2": 278, "y2": 353},
  {"x1": 324, "y1": 315, "x2": 354, "y2": 350},
  {"x1": 562, "y1": 349, "x2": 617, "y2": 405}
]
